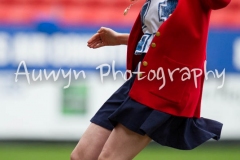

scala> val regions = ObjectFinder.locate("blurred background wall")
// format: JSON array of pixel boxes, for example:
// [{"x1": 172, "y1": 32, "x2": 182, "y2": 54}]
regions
[{"x1": 0, "y1": 0, "x2": 239, "y2": 141}]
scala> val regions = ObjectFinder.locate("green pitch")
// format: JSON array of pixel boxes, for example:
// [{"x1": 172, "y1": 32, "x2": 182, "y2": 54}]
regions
[{"x1": 0, "y1": 142, "x2": 239, "y2": 160}]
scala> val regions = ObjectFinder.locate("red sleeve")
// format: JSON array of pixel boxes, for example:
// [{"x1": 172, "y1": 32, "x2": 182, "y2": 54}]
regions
[{"x1": 201, "y1": 0, "x2": 231, "y2": 10}]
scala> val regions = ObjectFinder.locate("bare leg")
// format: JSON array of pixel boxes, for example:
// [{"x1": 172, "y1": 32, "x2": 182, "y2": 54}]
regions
[
  {"x1": 71, "y1": 123, "x2": 111, "y2": 160},
  {"x1": 98, "y1": 124, "x2": 151, "y2": 160}
]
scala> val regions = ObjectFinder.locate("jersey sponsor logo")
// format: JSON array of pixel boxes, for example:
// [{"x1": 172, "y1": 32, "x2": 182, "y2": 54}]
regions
[
  {"x1": 158, "y1": 0, "x2": 178, "y2": 22},
  {"x1": 135, "y1": 33, "x2": 152, "y2": 54},
  {"x1": 140, "y1": 0, "x2": 151, "y2": 29}
]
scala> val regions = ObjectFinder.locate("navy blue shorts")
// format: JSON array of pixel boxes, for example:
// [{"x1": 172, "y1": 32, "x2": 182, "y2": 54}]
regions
[{"x1": 91, "y1": 55, "x2": 222, "y2": 150}]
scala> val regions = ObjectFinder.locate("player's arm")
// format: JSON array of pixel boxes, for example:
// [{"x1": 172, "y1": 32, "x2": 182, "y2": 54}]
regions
[
  {"x1": 87, "y1": 27, "x2": 129, "y2": 49},
  {"x1": 117, "y1": 33, "x2": 129, "y2": 45},
  {"x1": 201, "y1": 0, "x2": 231, "y2": 10}
]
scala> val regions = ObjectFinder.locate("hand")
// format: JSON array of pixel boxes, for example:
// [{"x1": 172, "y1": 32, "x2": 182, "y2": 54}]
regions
[{"x1": 87, "y1": 27, "x2": 120, "y2": 49}]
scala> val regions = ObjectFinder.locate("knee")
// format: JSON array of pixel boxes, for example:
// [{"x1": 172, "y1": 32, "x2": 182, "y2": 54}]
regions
[
  {"x1": 70, "y1": 151, "x2": 80, "y2": 160},
  {"x1": 71, "y1": 148, "x2": 99, "y2": 160},
  {"x1": 98, "y1": 150, "x2": 111, "y2": 160}
]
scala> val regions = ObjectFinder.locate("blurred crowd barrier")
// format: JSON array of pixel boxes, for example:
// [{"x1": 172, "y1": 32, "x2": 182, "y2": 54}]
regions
[
  {"x1": 0, "y1": 0, "x2": 239, "y2": 141},
  {"x1": 0, "y1": 0, "x2": 144, "y2": 26},
  {"x1": 0, "y1": 0, "x2": 239, "y2": 27}
]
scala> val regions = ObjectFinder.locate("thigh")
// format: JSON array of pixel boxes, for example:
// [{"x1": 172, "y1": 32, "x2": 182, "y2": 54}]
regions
[
  {"x1": 71, "y1": 123, "x2": 111, "y2": 160},
  {"x1": 98, "y1": 124, "x2": 152, "y2": 160}
]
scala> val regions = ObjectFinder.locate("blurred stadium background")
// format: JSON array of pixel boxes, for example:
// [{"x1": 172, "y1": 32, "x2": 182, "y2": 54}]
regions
[{"x1": 0, "y1": 0, "x2": 240, "y2": 159}]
